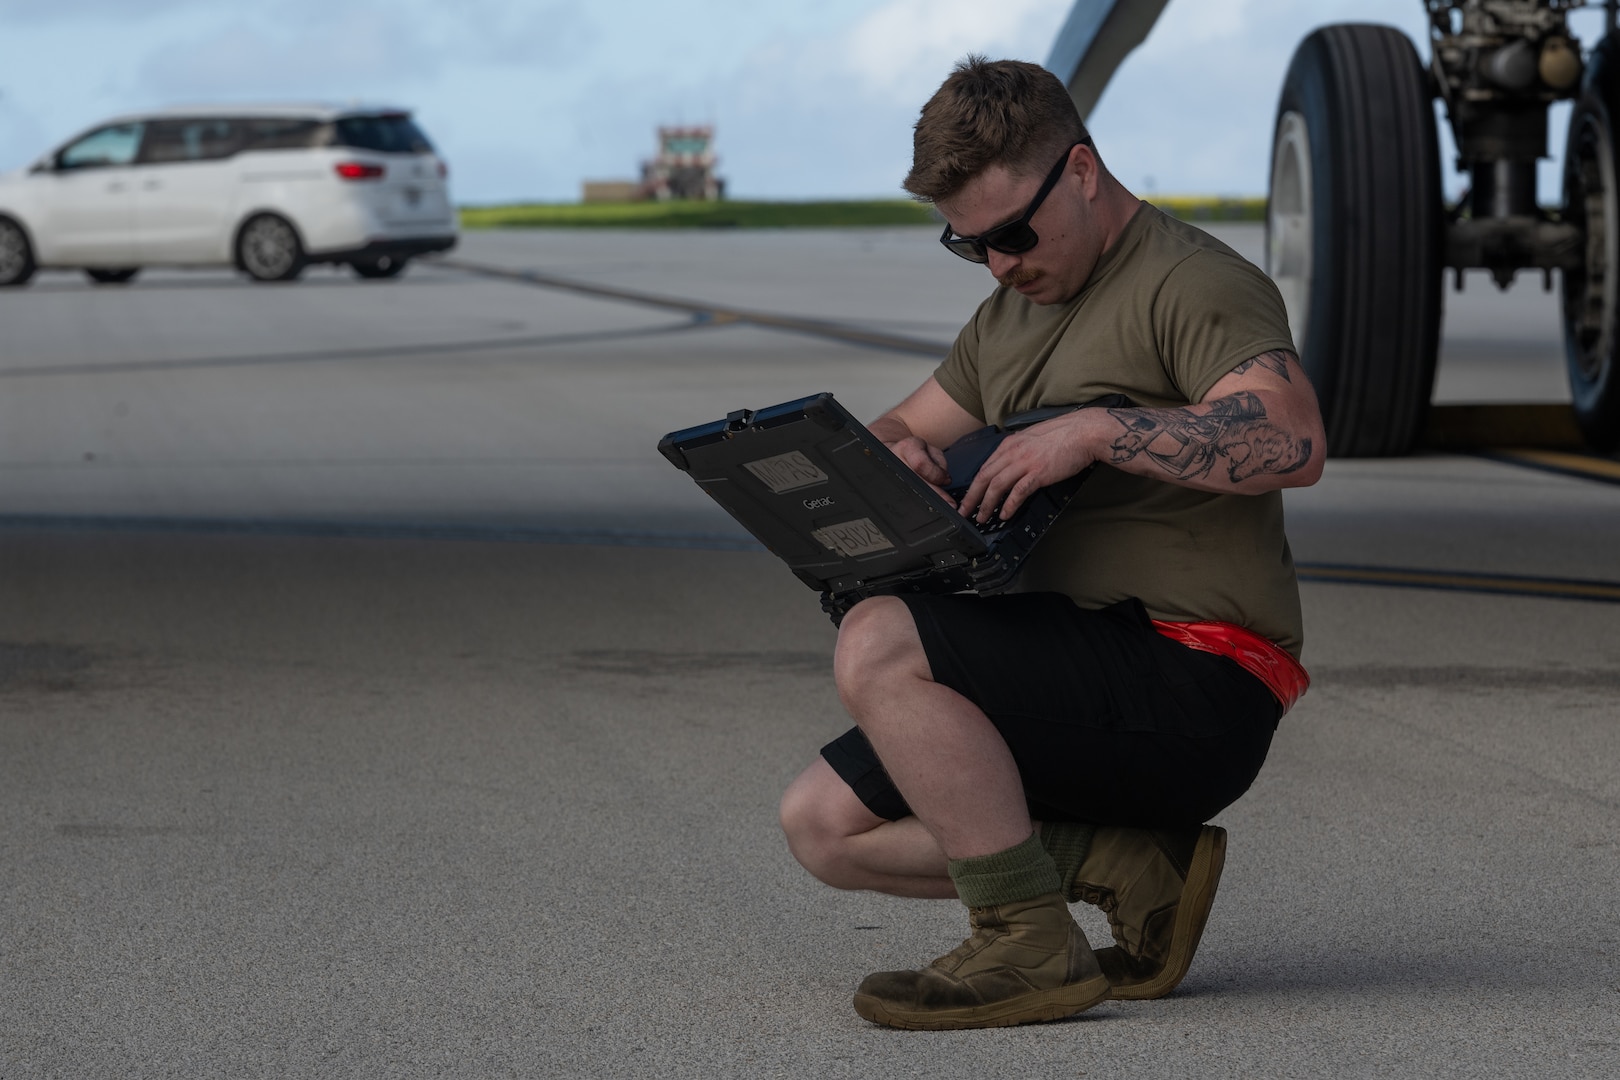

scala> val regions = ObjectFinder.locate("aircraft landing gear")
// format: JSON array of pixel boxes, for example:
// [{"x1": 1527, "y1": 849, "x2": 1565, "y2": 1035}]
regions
[{"x1": 1269, "y1": 1, "x2": 1615, "y2": 455}]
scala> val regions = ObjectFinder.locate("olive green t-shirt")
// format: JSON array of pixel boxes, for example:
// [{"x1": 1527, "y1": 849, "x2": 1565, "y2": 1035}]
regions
[{"x1": 934, "y1": 202, "x2": 1306, "y2": 657}]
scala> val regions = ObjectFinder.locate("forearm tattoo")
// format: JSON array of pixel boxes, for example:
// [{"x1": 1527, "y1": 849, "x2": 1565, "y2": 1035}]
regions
[
  {"x1": 1228, "y1": 349, "x2": 1294, "y2": 381},
  {"x1": 1106, "y1": 389, "x2": 1313, "y2": 484}
]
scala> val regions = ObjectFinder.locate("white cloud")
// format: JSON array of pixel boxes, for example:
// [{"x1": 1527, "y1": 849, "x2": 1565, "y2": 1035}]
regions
[
  {"x1": 411, "y1": 0, "x2": 597, "y2": 68},
  {"x1": 841, "y1": 0, "x2": 1066, "y2": 98},
  {"x1": 1135, "y1": 0, "x2": 1262, "y2": 52},
  {"x1": 0, "y1": 0, "x2": 206, "y2": 23},
  {"x1": 135, "y1": 8, "x2": 444, "y2": 102}
]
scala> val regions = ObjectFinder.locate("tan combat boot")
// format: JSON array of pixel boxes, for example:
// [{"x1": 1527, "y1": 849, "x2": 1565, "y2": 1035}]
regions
[
  {"x1": 1069, "y1": 825, "x2": 1227, "y2": 1000},
  {"x1": 852, "y1": 892, "x2": 1111, "y2": 1030}
]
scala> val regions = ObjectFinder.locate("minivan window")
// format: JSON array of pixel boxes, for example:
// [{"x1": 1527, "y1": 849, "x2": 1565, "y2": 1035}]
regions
[
  {"x1": 140, "y1": 118, "x2": 240, "y2": 164},
  {"x1": 332, "y1": 114, "x2": 433, "y2": 154},
  {"x1": 58, "y1": 123, "x2": 145, "y2": 169},
  {"x1": 241, "y1": 118, "x2": 324, "y2": 151}
]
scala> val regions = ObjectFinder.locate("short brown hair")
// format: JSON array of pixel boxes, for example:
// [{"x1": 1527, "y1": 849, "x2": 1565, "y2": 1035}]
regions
[{"x1": 903, "y1": 55, "x2": 1089, "y2": 203}]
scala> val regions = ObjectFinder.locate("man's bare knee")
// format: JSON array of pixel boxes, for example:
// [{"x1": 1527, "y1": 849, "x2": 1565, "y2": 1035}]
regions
[
  {"x1": 779, "y1": 758, "x2": 884, "y2": 890},
  {"x1": 833, "y1": 596, "x2": 930, "y2": 715}
]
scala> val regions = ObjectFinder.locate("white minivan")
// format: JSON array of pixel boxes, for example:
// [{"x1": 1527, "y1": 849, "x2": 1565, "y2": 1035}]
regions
[{"x1": 0, "y1": 104, "x2": 457, "y2": 286}]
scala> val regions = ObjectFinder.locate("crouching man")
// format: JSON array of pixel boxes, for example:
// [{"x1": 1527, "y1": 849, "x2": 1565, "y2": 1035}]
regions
[{"x1": 779, "y1": 56, "x2": 1323, "y2": 1030}]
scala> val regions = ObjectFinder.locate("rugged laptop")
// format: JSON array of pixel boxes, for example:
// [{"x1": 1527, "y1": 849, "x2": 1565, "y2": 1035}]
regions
[{"x1": 658, "y1": 392, "x2": 1124, "y2": 620}]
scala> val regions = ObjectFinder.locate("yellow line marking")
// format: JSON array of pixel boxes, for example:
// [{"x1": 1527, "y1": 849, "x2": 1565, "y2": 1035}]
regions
[{"x1": 1487, "y1": 448, "x2": 1620, "y2": 483}]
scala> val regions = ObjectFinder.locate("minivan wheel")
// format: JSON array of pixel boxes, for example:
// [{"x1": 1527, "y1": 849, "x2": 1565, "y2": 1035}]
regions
[
  {"x1": 352, "y1": 254, "x2": 408, "y2": 279},
  {"x1": 86, "y1": 268, "x2": 140, "y2": 285},
  {"x1": 0, "y1": 217, "x2": 37, "y2": 287},
  {"x1": 237, "y1": 214, "x2": 306, "y2": 282}
]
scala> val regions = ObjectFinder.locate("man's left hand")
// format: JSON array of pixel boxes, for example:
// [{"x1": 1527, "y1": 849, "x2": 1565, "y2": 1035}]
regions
[{"x1": 957, "y1": 411, "x2": 1101, "y2": 524}]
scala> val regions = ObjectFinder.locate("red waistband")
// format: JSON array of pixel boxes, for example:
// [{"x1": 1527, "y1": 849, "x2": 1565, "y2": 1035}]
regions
[{"x1": 1151, "y1": 619, "x2": 1310, "y2": 714}]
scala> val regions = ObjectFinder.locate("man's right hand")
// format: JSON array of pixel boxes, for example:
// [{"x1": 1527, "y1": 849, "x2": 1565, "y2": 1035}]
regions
[
  {"x1": 867, "y1": 377, "x2": 987, "y2": 507},
  {"x1": 886, "y1": 435, "x2": 954, "y2": 504}
]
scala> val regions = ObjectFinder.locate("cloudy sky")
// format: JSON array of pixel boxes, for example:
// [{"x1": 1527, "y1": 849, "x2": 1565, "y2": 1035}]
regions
[{"x1": 0, "y1": 0, "x2": 1607, "y2": 204}]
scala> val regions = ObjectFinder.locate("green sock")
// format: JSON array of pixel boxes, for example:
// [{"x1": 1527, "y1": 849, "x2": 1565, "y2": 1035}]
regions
[
  {"x1": 1039, "y1": 821, "x2": 1097, "y2": 903},
  {"x1": 947, "y1": 832, "x2": 1062, "y2": 908}
]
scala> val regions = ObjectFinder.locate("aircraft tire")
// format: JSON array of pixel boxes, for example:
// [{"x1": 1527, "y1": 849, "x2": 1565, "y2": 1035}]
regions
[
  {"x1": 1267, "y1": 23, "x2": 1443, "y2": 457},
  {"x1": 1561, "y1": 34, "x2": 1620, "y2": 453}
]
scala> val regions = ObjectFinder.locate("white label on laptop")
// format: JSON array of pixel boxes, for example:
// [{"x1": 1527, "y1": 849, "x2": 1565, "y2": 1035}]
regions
[
  {"x1": 744, "y1": 451, "x2": 829, "y2": 494},
  {"x1": 812, "y1": 518, "x2": 895, "y2": 558}
]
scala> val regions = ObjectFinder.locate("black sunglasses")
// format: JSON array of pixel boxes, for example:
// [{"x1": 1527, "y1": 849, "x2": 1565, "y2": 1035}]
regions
[{"x1": 939, "y1": 140, "x2": 1088, "y2": 263}]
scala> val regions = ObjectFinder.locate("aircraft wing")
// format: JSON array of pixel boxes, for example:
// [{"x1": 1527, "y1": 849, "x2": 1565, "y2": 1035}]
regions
[{"x1": 1046, "y1": 0, "x2": 1173, "y2": 119}]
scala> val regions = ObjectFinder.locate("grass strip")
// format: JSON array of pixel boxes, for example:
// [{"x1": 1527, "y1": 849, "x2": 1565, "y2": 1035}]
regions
[
  {"x1": 1148, "y1": 196, "x2": 1266, "y2": 222},
  {"x1": 459, "y1": 200, "x2": 939, "y2": 229},
  {"x1": 457, "y1": 196, "x2": 1267, "y2": 230}
]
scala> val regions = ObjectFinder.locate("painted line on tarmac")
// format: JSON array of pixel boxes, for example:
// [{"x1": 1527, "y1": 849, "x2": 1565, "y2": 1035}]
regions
[
  {"x1": 4, "y1": 514, "x2": 1618, "y2": 605},
  {"x1": 1473, "y1": 448, "x2": 1620, "y2": 487},
  {"x1": 0, "y1": 321, "x2": 705, "y2": 380},
  {"x1": 436, "y1": 257, "x2": 951, "y2": 358},
  {"x1": 1296, "y1": 562, "x2": 1620, "y2": 603},
  {"x1": 0, "y1": 513, "x2": 765, "y2": 551}
]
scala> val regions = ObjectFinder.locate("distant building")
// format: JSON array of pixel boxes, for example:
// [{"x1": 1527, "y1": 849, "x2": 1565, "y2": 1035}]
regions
[
  {"x1": 581, "y1": 180, "x2": 640, "y2": 203},
  {"x1": 580, "y1": 125, "x2": 726, "y2": 203},
  {"x1": 641, "y1": 125, "x2": 724, "y2": 201}
]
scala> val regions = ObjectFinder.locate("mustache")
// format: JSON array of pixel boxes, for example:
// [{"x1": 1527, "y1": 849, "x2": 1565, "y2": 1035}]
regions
[{"x1": 997, "y1": 266, "x2": 1042, "y2": 288}]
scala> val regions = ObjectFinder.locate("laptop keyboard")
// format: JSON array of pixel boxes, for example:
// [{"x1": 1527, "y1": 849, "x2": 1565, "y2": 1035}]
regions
[
  {"x1": 947, "y1": 484, "x2": 1013, "y2": 535},
  {"x1": 977, "y1": 510, "x2": 1013, "y2": 534}
]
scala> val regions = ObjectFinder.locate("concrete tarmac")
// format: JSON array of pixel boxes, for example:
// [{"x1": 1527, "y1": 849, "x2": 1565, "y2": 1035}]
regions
[{"x1": 2, "y1": 228, "x2": 1618, "y2": 1078}]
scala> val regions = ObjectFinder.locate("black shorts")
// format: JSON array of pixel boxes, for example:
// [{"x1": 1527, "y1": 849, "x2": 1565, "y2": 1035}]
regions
[{"x1": 820, "y1": 593, "x2": 1281, "y2": 827}]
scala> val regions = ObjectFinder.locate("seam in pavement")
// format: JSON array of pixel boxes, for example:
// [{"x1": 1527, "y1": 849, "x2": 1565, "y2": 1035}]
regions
[
  {"x1": 0, "y1": 514, "x2": 764, "y2": 551},
  {"x1": 3, "y1": 514, "x2": 1619, "y2": 605},
  {"x1": 0, "y1": 320, "x2": 709, "y2": 379},
  {"x1": 1297, "y1": 563, "x2": 1620, "y2": 603},
  {"x1": 436, "y1": 256, "x2": 953, "y2": 358}
]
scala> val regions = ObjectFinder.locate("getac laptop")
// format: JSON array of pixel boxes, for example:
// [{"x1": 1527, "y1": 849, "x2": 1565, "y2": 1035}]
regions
[{"x1": 658, "y1": 392, "x2": 1125, "y2": 620}]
